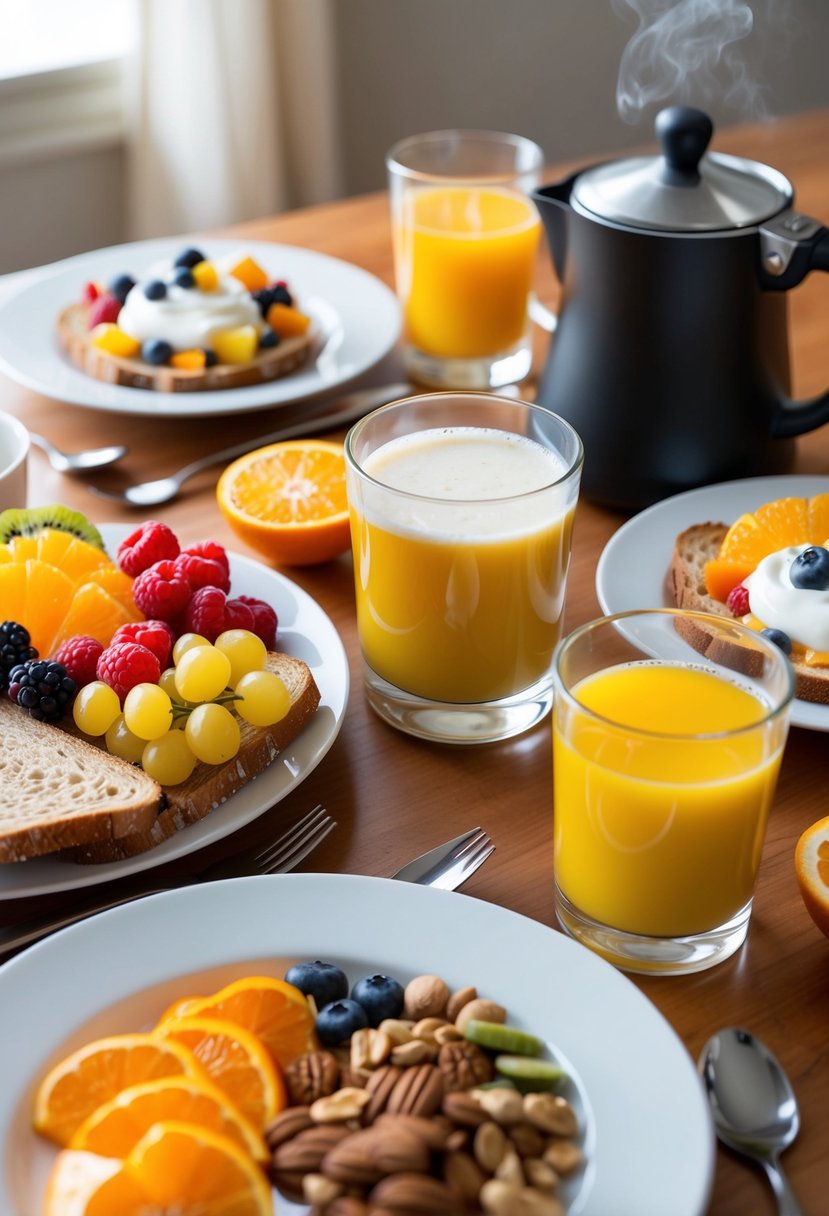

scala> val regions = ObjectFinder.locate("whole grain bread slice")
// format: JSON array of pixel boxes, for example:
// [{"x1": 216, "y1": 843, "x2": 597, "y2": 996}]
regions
[
  {"x1": 64, "y1": 651, "x2": 322, "y2": 863},
  {"x1": 0, "y1": 702, "x2": 162, "y2": 863},
  {"x1": 57, "y1": 302, "x2": 314, "y2": 393}
]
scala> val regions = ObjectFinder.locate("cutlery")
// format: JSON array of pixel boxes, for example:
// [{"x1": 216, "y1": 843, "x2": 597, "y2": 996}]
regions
[
  {"x1": 88, "y1": 380, "x2": 413, "y2": 507},
  {"x1": 0, "y1": 822, "x2": 493, "y2": 961},
  {"x1": 699, "y1": 1027, "x2": 803, "y2": 1216},
  {"x1": 30, "y1": 432, "x2": 128, "y2": 473}
]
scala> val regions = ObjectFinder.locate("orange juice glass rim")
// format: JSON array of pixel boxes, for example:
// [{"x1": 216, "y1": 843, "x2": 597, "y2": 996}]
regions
[{"x1": 386, "y1": 129, "x2": 544, "y2": 185}]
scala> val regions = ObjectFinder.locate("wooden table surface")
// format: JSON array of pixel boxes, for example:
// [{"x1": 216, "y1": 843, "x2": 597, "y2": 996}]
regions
[{"x1": 2, "y1": 109, "x2": 828, "y2": 1214}]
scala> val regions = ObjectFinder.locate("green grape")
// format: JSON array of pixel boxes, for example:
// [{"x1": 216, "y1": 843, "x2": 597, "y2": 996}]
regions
[
  {"x1": 72, "y1": 680, "x2": 121, "y2": 737},
  {"x1": 215, "y1": 629, "x2": 267, "y2": 686},
  {"x1": 105, "y1": 714, "x2": 146, "y2": 763},
  {"x1": 175, "y1": 644, "x2": 232, "y2": 703},
  {"x1": 172, "y1": 632, "x2": 210, "y2": 664},
  {"x1": 158, "y1": 666, "x2": 179, "y2": 698},
  {"x1": 123, "y1": 682, "x2": 173, "y2": 740},
  {"x1": 185, "y1": 702, "x2": 240, "y2": 764},
  {"x1": 142, "y1": 730, "x2": 197, "y2": 785},
  {"x1": 234, "y1": 670, "x2": 291, "y2": 727}
]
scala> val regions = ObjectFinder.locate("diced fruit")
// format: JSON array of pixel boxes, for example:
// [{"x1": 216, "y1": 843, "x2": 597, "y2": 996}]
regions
[
  {"x1": 97, "y1": 640, "x2": 162, "y2": 700},
  {"x1": 87, "y1": 294, "x2": 122, "y2": 328},
  {"x1": 265, "y1": 301, "x2": 311, "y2": 337},
  {"x1": 795, "y1": 815, "x2": 829, "y2": 939},
  {"x1": 463, "y1": 1020, "x2": 543, "y2": 1056},
  {"x1": 228, "y1": 255, "x2": 269, "y2": 293},
  {"x1": 171, "y1": 348, "x2": 207, "y2": 370},
  {"x1": 192, "y1": 260, "x2": 219, "y2": 292},
  {"x1": 315, "y1": 998, "x2": 369, "y2": 1047},
  {"x1": 283, "y1": 961, "x2": 349, "y2": 1008},
  {"x1": 703, "y1": 558, "x2": 754, "y2": 604},
  {"x1": 90, "y1": 323, "x2": 142, "y2": 359},
  {"x1": 350, "y1": 975, "x2": 405, "y2": 1027},
  {"x1": 82, "y1": 281, "x2": 101, "y2": 303},
  {"x1": 211, "y1": 326, "x2": 259, "y2": 365},
  {"x1": 494, "y1": 1055, "x2": 567, "y2": 1088},
  {"x1": 709, "y1": 494, "x2": 829, "y2": 600}
]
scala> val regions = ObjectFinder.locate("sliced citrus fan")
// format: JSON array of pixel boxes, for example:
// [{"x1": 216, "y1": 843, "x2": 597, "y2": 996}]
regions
[
  {"x1": 705, "y1": 493, "x2": 829, "y2": 602},
  {"x1": 795, "y1": 814, "x2": 829, "y2": 940},
  {"x1": 44, "y1": 1121, "x2": 273, "y2": 1216},
  {"x1": 33, "y1": 1033, "x2": 200, "y2": 1147},
  {"x1": 216, "y1": 439, "x2": 351, "y2": 566}
]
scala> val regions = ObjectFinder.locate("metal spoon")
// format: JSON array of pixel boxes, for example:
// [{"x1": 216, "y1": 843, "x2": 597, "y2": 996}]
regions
[
  {"x1": 699, "y1": 1027, "x2": 802, "y2": 1216},
  {"x1": 30, "y1": 432, "x2": 128, "y2": 473}
]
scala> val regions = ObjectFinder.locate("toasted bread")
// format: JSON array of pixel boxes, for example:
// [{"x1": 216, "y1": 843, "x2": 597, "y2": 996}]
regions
[
  {"x1": 669, "y1": 522, "x2": 829, "y2": 704},
  {"x1": 57, "y1": 302, "x2": 314, "y2": 393}
]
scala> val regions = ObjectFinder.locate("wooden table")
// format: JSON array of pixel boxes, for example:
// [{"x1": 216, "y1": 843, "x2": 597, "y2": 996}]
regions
[{"x1": 2, "y1": 109, "x2": 828, "y2": 1214}]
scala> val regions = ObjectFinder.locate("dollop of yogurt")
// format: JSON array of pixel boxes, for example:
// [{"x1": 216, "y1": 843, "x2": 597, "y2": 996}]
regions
[
  {"x1": 744, "y1": 544, "x2": 829, "y2": 651},
  {"x1": 118, "y1": 259, "x2": 261, "y2": 350}
]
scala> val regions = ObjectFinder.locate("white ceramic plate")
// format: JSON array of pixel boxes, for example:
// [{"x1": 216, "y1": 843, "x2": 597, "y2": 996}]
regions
[
  {"x1": 0, "y1": 238, "x2": 401, "y2": 417},
  {"x1": 596, "y1": 474, "x2": 829, "y2": 732},
  {"x1": 0, "y1": 525, "x2": 349, "y2": 899},
  {"x1": 0, "y1": 873, "x2": 714, "y2": 1216}
]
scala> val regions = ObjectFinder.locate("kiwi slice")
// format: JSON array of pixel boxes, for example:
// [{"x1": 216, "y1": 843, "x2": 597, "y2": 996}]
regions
[
  {"x1": 463, "y1": 1019, "x2": 543, "y2": 1056},
  {"x1": 0, "y1": 505, "x2": 104, "y2": 549},
  {"x1": 494, "y1": 1054, "x2": 567, "y2": 1090}
]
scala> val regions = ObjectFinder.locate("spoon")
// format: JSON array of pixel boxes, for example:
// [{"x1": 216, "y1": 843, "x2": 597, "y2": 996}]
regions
[
  {"x1": 699, "y1": 1027, "x2": 802, "y2": 1216},
  {"x1": 30, "y1": 432, "x2": 128, "y2": 473}
]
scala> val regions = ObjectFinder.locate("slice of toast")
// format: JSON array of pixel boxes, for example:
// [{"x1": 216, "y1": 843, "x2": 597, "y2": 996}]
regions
[
  {"x1": 669, "y1": 522, "x2": 829, "y2": 704},
  {"x1": 57, "y1": 302, "x2": 314, "y2": 393},
  {"x1": 63, "y1": 651, "x2": 321, "y2": 863}
]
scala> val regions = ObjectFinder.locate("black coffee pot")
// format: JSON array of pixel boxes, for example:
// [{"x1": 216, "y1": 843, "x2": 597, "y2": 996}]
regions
[{"x1": 532, "y1": 106, "x2": 829, "y2": 511}]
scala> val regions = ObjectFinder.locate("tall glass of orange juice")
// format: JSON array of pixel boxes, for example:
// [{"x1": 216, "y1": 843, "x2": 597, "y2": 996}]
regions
[
  {"x1": 552, "y1": 609, "x2": 794, "y2": 975},
  {"x1": 345, "y1": 393, "x2": 582, "y2": 743},
  {"x1": 386, "y1": 131, "x2": 543, "y2": 390}
]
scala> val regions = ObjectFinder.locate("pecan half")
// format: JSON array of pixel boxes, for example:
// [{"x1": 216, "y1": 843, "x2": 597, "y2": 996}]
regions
[
  {"x1": 437, "y1": 1039, "x2": 494, "y2": 1091},
  {"x1": 284, "y1": 1049, "x2": 340, "y2": 1106}
]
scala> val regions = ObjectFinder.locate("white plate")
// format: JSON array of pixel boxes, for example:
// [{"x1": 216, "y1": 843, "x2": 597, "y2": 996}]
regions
[
  {"x1": 0, "y1": 873, "x2": 714, "y2": 1216},
  {"x1": 596, "y1": 473, "x2": 829, "y2": 732},
  {"x1": 0, "y1": 524, "x2": 349, "y2": 899},
  {"x1": 0, "y1": 238, "x2": 401, "y2": 417}
]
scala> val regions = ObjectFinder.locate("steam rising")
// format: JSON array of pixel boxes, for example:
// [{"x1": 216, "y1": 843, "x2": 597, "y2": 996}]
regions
[{"x1": 614, "y1": 0, "x2": 778, "y2": 123}]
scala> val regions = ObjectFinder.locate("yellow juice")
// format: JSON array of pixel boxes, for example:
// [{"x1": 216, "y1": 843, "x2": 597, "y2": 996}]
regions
[
  {"x1": 553, "y1": 662, "x2": 783, "y2": 937},
  {"x1": 398, "y1": 186, "x2": 541, "y2": 359},
  {"x1": 350, "y1": 427, "x2": 574, "y2": 704}
]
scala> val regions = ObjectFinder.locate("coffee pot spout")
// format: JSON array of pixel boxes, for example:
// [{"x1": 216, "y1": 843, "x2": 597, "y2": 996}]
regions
[{"x1": 532, "y1": 173, "x2": 577, "y2": 282}]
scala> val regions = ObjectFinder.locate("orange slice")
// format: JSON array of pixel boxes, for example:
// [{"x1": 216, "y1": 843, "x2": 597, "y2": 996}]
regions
[
  {"x1": 795, "y1": 815, "x2": 829, "y2": 939},
  {"x1": 49, "y1": 581, "x2": 140, "y2": 653},
  {"x1": 158, "y1": 976, "x2": 316, "y2": 1071},
  {"x1": 0, "y1": 559, "x2": 75, "y2": 657},
  {"x1": 45, "y1": 1121, "x2": 273, "y2": 1216},
  {"x1": 84, "y1": 566, "x2": 139, "y2": 612},
  {"x1": 33, "y1": 1033, "x2": 200, "y2": 1147},
  {"x1": 706, "y1": 494, "x2": 829, "y2": 602},
  {"x1": 69, "y1": 1074, "x2": 267, "y2": 1162},
  {"x1": 155, "y1": 1015, "x2": 285, "y2": 1131},
  {"x1": 808, "y1": 492, "x2": 829, "y2": 542},
  {"x1": 216, "y1": 439, "x2": 350, "y2": 566}
]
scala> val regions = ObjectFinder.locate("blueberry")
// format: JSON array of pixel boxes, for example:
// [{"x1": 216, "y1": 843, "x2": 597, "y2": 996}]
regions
[
  {"x1": 350, "y1": 974, "x2": 404, "y2": 1027},
  {"x1": 789, "y1": 546, "x2": 829, "y2": 590},
  {"x1": 172, "y1": 267, "x2": 196, "y2": 289},
  {"x1": 203, "y1": 348, "x2": 218, "y2": 367},
  {"x1": 174, "y1": 246, "x2": 206, "y2": 269},
  {"x1": 258, "y1": 328, "x2": 279, "y2": 349},
  {"x1": 315, "y1": 998, "x2": 369, "y2": 1046},
  {"x1": 109, "y1": 273, "x2": 136, "y2": 304},
  {"x1": 252, "y1": 285, "x2": 292, "y2": 317},
  {"x1": 284, "y1": 960, "x2": 349, "y2": 1007},
  {"x1": 761, "y1": 627, "x2": 792, "y2": 655},
  {"x1": 142, "y1": 338, "x2": 173, "y2": 366},
  {"x1": 143, "y1": 278, "x2": 167, "y2": 301}
]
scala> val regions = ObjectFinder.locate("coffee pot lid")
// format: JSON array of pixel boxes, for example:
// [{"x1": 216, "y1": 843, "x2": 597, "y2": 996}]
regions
[{"x1": 571, "y1": 106, "x2": 792, "y2": 232}]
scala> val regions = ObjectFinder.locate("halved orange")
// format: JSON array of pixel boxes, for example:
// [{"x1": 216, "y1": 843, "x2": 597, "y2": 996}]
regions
[
  {"x1": 33, "y1": 1033, "x2": 200, "y2": 1147},
  {"x1": 69, "y1": 1074, "x2": 267, "y2": 1162},
  {"x1": 155, "y1": 1015, "x2": 286, "y2": 1131},
  {"x1": 795, "y1": 815, "x2": 829, "y2": 939},
  {"x1": 44, "y1": 1121, "x2": 273, "y2": 1216},
  {"x1": 216, "y1": 439, "x2": 350, "y2": 566},
  {"x1": 705, "y1": 494, "x2": 829, "y2": 602}
]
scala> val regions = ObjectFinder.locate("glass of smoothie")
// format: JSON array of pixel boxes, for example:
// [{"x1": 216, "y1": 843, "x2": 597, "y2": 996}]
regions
[
  {"x1": 552, "y1": 609, "x2": 794, "y2": 975},
  {"x1": 345, "y1": 393, "x2": 582, "y2": 743},
  {"x1": 386, "y1": 130, "x2": 544, "y2": 390}
]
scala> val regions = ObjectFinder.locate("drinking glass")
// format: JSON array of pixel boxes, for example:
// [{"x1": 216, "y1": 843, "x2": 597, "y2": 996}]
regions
[
  {"x1": 552, "y1": 609, "x2": 794, "y2": 974},
  {"x1": 386, "y1": 130, "x2": 544, "y2": 390},
  {"x1": 345, "y1": 392, "x2": 582, "y2": 744}
]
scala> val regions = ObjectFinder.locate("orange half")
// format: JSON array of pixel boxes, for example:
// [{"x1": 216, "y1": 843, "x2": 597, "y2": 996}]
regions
[{"x1": 795, "y1": 814, "x2": 829, "y2": 939}]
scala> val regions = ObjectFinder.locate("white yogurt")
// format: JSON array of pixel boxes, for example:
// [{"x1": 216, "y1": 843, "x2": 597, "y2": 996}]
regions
[
  {"x1": 118, "y1": 258, "x2": 261, "y2": 350},
  {"x1": 745, "y1": 544, "x2": 829, "y2": 651}
]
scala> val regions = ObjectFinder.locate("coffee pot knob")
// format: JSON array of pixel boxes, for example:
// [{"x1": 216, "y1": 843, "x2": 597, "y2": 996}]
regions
[{"x1": 656, "y1": 106, "x2": 713, "y2": 186}]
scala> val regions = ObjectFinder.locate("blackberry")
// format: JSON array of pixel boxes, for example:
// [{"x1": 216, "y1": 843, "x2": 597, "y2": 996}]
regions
[
  {"x1": 0, "y1": 621, "x2": 37, "y2": 690},
  {"x1": 7, "y1": 658, "x2": 76, "y2": 722}
]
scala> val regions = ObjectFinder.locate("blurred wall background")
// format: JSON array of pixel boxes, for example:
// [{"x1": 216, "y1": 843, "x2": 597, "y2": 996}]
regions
[{"x1": 0, "y1": 0, "x2": 827, "y2": 273}]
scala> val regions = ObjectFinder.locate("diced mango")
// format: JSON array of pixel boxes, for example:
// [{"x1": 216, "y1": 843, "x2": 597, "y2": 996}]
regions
[
  {"x1": 192, "y1": 260, "x2": 219, "y2": 292},
  {"x1": 211, "y1": 326, "x2": 259, "y2": 364},
  {"x1": 703, "y1": 558, "x2": 754, "y2": 604},
  {"x1": 804, "y1": 647, "x2": 829, "y2": 667},
  {"x1": 266, "y1": 302, "x2": 311, "y2": 338},
  {"x1": 228, "y1": 255, "x2": 269, "y2": 292},
  {"x1": 170, "y1": 349, "x2": 207, "y2": 371},
  {"x1": 90, "y1": 324, "x2": 141, "y2": 358}
]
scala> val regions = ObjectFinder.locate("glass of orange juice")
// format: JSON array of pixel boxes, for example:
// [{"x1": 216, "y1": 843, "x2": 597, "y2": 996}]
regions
[
  {"x1": 345, "y1": 393, "x2": 582, "y2": 743},
  {"x1": 552, "y1": 609, "x2": 794, "y2": 975},
  {"x1": 386, "y1": 130, "x2": 544, "y2": 390}
]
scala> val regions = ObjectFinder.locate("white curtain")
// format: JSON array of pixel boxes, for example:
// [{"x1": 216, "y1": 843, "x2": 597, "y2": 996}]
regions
[{"x1": 124, "y1": 0, "x2": 345, "y2": 239}]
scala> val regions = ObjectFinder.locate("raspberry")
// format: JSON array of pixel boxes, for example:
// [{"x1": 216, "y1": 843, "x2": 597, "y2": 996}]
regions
[
  {"x1": 53, "y1": 635, "x2": 104, "y2": 689},
  {"x1": 181, "y1": 540, "x2": 229, "y2": 576},
  {"x1": 233, "y1": 595, "x2": 277, "y2": 649},
  {"x1": 183, "y1": 586, "x2": 230, "y2": 642},
  {"x1": 132, "y1": 559, "x2": 192, "y2": 625},
  {"x1": 96, "y1": 641, "x2": 161, "y2": 700},
  {"x1": 726, "y1": 583, "x2": 751, "y2": 617},
  {"x1": 82, "y1": 281, "x2": 101, "y2": 303},
  {"x1": 174, "y1": 550, "x2": 230, "y2": 593},
  {"x1": 111, "y1": 619, "x2": 175, "y2": 668},
  {"x1": 224, "y1": 598, "x2": 256, "y2": 632},
  {"x1": 7, "y1": 659, "x2": 76, "y2": 722},
  {"x1": 87, "y1": 294, "x2": 122, "y2": 329},
  {"x1": 118, "y1": 521, "x2": 180, "y2": 577}
]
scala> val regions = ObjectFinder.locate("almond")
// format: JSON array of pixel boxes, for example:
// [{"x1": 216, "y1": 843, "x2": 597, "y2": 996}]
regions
[
  {"x1": 321, "y1": 1124, "x2": 429, "y2": 1186},
  {"x1": 369, "y1": 1171, "x2": 458, "y2": 1214},
  {"x1": 272, "y1": 1123, "x2": 350, "y2": 1173}
]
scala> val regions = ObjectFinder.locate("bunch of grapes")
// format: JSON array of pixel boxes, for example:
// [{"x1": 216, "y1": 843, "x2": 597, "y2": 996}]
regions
[{"x1": 72, "y1": 629, "x2": 291, "y2": 785}]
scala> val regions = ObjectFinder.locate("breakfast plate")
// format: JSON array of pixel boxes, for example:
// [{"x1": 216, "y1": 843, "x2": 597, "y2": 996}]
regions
[
  {"x1": 596, "y1": 473, "x2": 829, "y2": 732},
  {"x1": 0, "y1": 525, "x2": 349, "y2": 899},
  {"x1": 0, "y1": 873, "x2": 715, "y2": 1216},
  {"x1": 0, "y1": 238, "x2": 401, "y2": 418}
]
